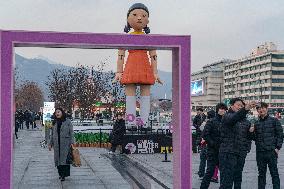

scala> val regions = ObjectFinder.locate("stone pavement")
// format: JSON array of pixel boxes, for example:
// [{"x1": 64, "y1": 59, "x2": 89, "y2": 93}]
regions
[
  {"x1": 129, "y1": 146, "x2": 284, "y2": 189},
  {"x1": 13, "y1": 127, "x2": 284, "y2": 189},
  {"x1": 13, "y1": 128, "x2": 130, "y2": 189}
]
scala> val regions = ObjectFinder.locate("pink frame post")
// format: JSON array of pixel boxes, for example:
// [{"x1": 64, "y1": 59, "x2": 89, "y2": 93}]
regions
[{"x1": 0, "y1": 30, "x2": 191, "y2": 189}]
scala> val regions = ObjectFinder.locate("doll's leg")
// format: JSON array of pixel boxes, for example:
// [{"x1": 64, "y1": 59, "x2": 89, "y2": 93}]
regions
[
  {"x1": 140, "y1": 85, "x2": 151, "y2": 127},
  {"x1": 125, "y1": 84, "x2": 137, "y2": 126}
]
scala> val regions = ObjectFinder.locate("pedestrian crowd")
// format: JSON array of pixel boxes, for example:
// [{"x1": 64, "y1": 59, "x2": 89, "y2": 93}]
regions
[
  {"x1": 193, "y1": 98, "x2": 283, "y2": 189},
  {"x1": 14, "y1": 109, "x2": 42, "y2": 139}
]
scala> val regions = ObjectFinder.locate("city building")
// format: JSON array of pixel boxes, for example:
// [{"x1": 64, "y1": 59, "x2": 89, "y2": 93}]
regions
[
  {"x1": 224, "y1": 42, "x2": 284, "y2": 108},
  {"x1": 191, "y1": 59, "x2": 233, "y2": 111}
]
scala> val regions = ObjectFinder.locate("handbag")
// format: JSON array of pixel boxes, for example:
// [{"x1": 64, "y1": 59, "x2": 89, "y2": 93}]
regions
[
  {"x1": 66, "y1": 147, "x2": 73, "y2": 164},
  {"x1": 71, "y1": 145, "x2": 81, "y2": 167}
]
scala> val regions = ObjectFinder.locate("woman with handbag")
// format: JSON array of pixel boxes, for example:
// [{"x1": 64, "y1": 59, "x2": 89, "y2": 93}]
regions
[{"x1": 48, "y1": 108, "x2": 74, "y2": 181}]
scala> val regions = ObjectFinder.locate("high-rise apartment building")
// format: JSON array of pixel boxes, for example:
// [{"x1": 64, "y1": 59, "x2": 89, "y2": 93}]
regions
[{"x1": 224, "y1": 42, "x2": 284, "y2": 107}]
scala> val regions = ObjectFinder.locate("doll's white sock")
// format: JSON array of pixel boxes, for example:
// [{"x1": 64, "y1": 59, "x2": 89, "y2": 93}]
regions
[
  {"x1": 140, "y1": 96, "x2": 150, "y2": 128},
  {"x1": 126, "y1": 96, "x2": 136, "y2": 126}
]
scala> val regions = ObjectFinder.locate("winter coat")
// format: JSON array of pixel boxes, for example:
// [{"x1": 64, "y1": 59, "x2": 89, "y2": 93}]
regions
[
  {"x1": 207, "y1": 110, "x2": 216, "y2": 119},
  {"x1": 15, "y1": 114, "x2": 20, "y2": 132},
  {"x1": 219, "y1": 108, "x2": 253, "y2": 157},
  {"x1": 24, "y1": 111, "x2": 31, "y2": 122},
  {"x1": 19, "y1": 112, "x2": 25, "y2": 122},
  {"x1": 193, "y1": 114, "x2": 206, "y2": 139},
  {"x1": 202, "y1": 114, "x2": 222, "y2": 154},
  {"x1": 111, "y1": 119, "x2": 126, "y2": 145},
  {"x1": 49, "y1": 119, "x2": 75, "y2": 166},
  {"x1": 253, "y1": 115, "x2": 283, "y2": 152},
  {"x1": 193, "y1": 114, "x2": 206, "y2": 128}
]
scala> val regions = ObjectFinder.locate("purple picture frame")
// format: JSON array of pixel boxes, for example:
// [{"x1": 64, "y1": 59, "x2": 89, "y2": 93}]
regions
[{"x1": 0, "y1": 30, "x2": 191, "y2": 189}]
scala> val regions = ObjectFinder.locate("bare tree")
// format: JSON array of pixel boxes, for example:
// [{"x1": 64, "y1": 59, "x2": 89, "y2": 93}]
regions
[
  {"x1": 47, "y1": 63, "x2": 108, "y2": 119},
  {"x1": 15, "y1": 81, "x2": 44, "y2": 111},
  {"x1": 107, "y1": 71, "x2": 125, "y2": 113},
  {"x1": 46, "y1": 68, "x2": 72, "y2": 111}
]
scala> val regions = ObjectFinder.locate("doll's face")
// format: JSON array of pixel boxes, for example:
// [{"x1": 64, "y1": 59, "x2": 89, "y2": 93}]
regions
[{"x1": 127, "y1": 9, "x2": 149, "y2": 31}]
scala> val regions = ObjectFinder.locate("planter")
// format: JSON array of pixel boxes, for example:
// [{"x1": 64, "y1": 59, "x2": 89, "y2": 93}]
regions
[{"x1": 85, "y1": 143, "x2": 90, "y2": 147}]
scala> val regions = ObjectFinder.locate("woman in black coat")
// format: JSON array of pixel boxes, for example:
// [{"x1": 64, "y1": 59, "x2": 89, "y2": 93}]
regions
[{"x1": 109, "y1": 113, "x2": 126, "y2": 154}]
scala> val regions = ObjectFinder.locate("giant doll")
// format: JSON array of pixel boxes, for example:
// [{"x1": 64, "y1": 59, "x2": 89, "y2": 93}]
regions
[{"x1": 114, "y1": 3, "x2": 162, "y2": 128}]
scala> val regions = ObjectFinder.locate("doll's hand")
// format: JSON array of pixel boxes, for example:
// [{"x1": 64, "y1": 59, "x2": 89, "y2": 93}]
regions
[
  {"x1": 154, "y1": 73, "x2": 163, "y2": 85},
  {"x1": 113, "y1": 73, "x2": 122, "y2": 83}
]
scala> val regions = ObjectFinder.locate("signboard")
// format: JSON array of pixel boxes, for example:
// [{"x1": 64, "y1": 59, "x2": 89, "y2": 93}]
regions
[
  {"x1": 43, "y1": 102, "x2": 55, "y2": 127},
  {"x1": 122, "y1": 134, "x2": 172, "y2": 154},
  {"x1": 191, "y1": 79, "x2": 204, "y2": 96}
]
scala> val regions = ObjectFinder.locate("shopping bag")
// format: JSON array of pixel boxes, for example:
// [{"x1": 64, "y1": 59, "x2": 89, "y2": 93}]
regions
[{"x1": 71, "y1": 145, "x2": 81, "y2": 167}]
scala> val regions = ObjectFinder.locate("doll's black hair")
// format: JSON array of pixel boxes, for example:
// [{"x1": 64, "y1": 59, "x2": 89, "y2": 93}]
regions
[{"x1": 124, "y1": 3, "x2": 150, "y2": 34}]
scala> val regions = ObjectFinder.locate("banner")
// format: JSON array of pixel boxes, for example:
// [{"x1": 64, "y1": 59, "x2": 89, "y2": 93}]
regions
[{"x1": 43, "y1": 102, "x2": 55, "y2": 127}]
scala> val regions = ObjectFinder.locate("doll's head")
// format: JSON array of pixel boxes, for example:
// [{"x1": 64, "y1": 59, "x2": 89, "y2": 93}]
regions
[{"x1": 124, "y1": 3, "x2": 150, "y2": 34}]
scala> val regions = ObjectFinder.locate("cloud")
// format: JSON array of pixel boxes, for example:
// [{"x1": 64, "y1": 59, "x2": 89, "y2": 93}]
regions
[{"x1": 1, "y1": 0, "x2": 284, "y2": 72}]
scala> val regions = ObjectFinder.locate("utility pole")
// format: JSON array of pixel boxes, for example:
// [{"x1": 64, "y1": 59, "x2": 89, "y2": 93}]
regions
[{"x1": 219, "y1": 84, "x2": 222, "y2": 103}]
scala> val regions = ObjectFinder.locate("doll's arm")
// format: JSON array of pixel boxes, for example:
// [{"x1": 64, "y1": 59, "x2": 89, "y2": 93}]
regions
[
  {"x1": 113, "y1": 49, "x2": 126, "y2": 82},
  {"x1": 149, "y1": 50, "x2": 163, "y2": 84}
]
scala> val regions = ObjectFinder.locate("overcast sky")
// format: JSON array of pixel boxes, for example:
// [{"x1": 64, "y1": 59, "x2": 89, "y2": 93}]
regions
[{"x1": 1, "y1": 0, "x2": 284, "y2": 72}]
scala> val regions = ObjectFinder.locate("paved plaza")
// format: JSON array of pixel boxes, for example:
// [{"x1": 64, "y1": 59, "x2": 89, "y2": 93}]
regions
[{"x1": 13, "y1": 127, "x2": 284, "y2": 189}]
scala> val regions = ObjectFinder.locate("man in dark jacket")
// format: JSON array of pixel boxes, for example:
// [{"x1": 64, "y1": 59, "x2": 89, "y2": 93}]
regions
[
  {"x1": 200, "y1": 103, "x2": 228, "y2": 189},
  {"x1": 198, "y1": 109, "x2": 216, "y2": 178},
  {"x1": 193, "y1": 108, "x2": 206, "y2": 132},
  {"x1": 219, "y1": 98, "x2": 256, "y2": 189},
  {"x1": 24, "y1": 110, "x2": 31, "y2": 129},
  {"x1": 18, "y1": 109, "x2": 24, "y2": 129},
  {"x1": 109, "y1": 113, "x2": 126, "y2": 154},
  {"x1": 193, "y1": 108, "x2": 206, "y2": 153},
  {"x1": 252, "y1": 102, "x2": 283, "y2": 189},
  {"x1": 15, "y1": 111, "x2": 20, "y2": 139}
]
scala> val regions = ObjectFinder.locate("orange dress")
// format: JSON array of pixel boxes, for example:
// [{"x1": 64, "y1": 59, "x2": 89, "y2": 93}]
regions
[{"x1": 120, "y1": 32, "x2": 155, "y2": 85}]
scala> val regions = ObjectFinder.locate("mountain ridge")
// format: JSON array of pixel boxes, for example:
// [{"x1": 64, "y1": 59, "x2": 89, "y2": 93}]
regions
[{"x1": 15, "y1": 54, "x2": 172, "y2": 100}]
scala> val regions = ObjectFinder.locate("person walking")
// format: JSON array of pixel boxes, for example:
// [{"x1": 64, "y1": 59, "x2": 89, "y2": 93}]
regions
[
  {"x1": 200, "y1": 103, "x2": 228, "y2": 189},
  {"x1": 31, "y1": 111, "x2": 36, "y2": 129},
  {"x1": 24, "y1": 110, "x2": 31, "y2": 129},
  {"x1": 251, "y1": 102, "x2": 283, "y2": 189},
  {"x1": 48, "y1": 108, "x2": 75, "y2": 181},
  {"x1": 15, "y1": 110, "x2": 20, "y2": 139},
  {"x1": 219, "y1": 98, "x2": 256, "y2": 189},
  {"x1": 18, "y1": 109, "x2": 24, "y2": 129},
  {"x1": 108, "y1": 113, "x2": 126, "y2": 154}
]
